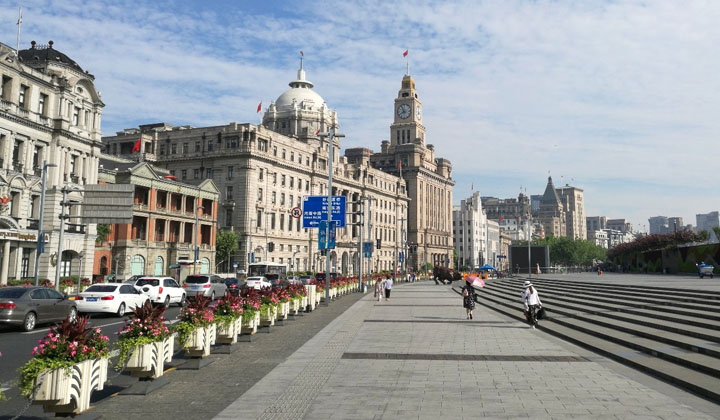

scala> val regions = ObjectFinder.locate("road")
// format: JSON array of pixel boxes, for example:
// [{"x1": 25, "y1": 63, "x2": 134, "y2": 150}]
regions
[{"x1": 0, "y1": 305, "x2": 182, "y2": 391}]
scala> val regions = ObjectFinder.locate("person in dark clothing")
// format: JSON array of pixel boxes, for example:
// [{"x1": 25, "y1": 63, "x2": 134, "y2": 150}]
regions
[{"x1": 462, "y1": 281, "x2": 476, "y2": 319}]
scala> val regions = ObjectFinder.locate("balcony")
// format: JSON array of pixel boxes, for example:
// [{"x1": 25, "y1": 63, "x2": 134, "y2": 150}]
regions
[
  {"x1": 65, "y1": 223, "x2": 86, "y2": 234},
  {"x1": 133, "y1": 203, "x2": 149, "y2": 211}
]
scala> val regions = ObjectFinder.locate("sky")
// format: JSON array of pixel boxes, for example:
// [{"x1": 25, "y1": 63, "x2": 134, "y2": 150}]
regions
[{"x1": 1, "y1": 0, "x2": 719, "y2": 232}]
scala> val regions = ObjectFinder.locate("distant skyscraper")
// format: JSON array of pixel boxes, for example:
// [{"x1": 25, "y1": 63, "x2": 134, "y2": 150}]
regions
[
  {"x1": 538, "y1": 177, "x2": 565, "y2": 237},
  {"x1": 556, "y1": 184, "x2": 586, "y2": 239},
  {"x1": 648, "y1": 216, "x2": 669, "y2": 234},
  {"x1": 696, "y1": 211, "x2": 720, "y2": 241},
  {"x1": 668, "y1": 217, "x2": 684, "y2": 232}
]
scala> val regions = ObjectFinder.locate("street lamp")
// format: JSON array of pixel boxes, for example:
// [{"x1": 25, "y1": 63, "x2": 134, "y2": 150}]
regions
[
  {"x1": 193, "y1": 204, "x2": 204, "y2": 274},
  {"x1": 34, "y1": 160, "x2": 57, "y2": 285}
]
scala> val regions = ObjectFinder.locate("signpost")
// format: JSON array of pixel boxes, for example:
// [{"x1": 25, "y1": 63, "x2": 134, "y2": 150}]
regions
[
  {"x1": 318, "y1": 221, "x2": 337, "y2": 250},
  {"x1": 302, "y1": 196, "x2": 346, "y2": 228},
  {"x1": 290, "y1": 207, "x2": 302, "y2": 218},
  {"x1": 363, "y1": 241, "x2": 373, "y2": 258}
]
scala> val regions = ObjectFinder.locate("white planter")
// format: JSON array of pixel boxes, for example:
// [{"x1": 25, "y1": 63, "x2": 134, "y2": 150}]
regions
[
  {"x1": 33, "y1": 358, "x2": 109, "y2": 414},
  {"x1": 279, "y1": 301, "x2": 290, "y2": 320},
  {"x1": 125, "y1": 336, "x2": 175, "y2": 379},
  {"x1": 216, "y1": 317, "x2": 242, "y2": 344},
  {"x1": 290, "y1": 298, "x2": 300, "y2": 314},
  {"x1": 304, "y1": 285, "x2": 316, "y2": 310},
  {"x1": 242, "y1": 311, "x2": 259, "y2": 334},
  {"x1": 260, "y1": 306, "x2": 276, "y2": 327},
  {"x1": 184, "y1": 324, "x2": 216, "y2": 358},
  {"x1": 301, "y1": 295, "x2": 308, "y2": 310}
]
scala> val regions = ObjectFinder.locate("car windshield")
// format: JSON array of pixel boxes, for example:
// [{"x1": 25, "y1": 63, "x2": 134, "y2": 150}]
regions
[
  {"x1": 85, "y1": 285, "x2": 118, "y2": 293},
  {"x1": 137, "y1": 279, "x2": 160, "y2": 287},
  {"x1": 0, "y1": 288, "x2": 27, "y2": 299},
  {"x1": 225, "y1": 279, "x2": 238, "y2": 284},
  {"x1": 185, "y1": 276, "x2": 209, "y2": 284}
]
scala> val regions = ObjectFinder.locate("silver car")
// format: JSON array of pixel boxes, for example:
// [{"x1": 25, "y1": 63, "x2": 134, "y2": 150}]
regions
[
  {"x1": 183, "y1": 274, "x2": 227, "y2": 300},
  {"x1": 0, "y1": 287, "x2": 78, "y2": 331}
]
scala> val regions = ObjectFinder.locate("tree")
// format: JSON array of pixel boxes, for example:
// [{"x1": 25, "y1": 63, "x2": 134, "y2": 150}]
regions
[
  {"x1": 96, "y1": 224, "x2": 111, "y2": 243},
  {"x1": 216, "y1": 230, "x2": 239, "y2": 272}
]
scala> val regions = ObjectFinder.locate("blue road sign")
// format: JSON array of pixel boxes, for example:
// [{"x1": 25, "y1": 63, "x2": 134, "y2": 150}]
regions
[
  {"x1": 398, "y1": 252, "x2": 404, "y2": 262},
  {"x1": 302, "y1": 196, "x2": 346, "y2": 228},
  {"x1": 249, "y1": 252, "x2": 255, "y2": 263},
  {"x1": 318, "y1": 221, "x2": 337, "y2": 250},
  {"x1": 363, "y1": 241, "x2": 373, "y2": 258}
]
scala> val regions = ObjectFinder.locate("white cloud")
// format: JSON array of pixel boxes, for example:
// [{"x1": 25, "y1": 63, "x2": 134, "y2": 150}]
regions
[{"x1": 1, "y1": 0, "x2": 718, "y2": 229}]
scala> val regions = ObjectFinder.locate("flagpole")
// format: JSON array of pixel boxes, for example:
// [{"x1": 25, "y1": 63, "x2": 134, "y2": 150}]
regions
[{"x1": 16, "y1": 6, "x2": 22, "y2": 54}]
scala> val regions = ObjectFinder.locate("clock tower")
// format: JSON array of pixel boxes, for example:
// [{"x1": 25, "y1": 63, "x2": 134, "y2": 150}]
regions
[{"x1": 391, "y1": 75, "x2": 425, "y2": 147}]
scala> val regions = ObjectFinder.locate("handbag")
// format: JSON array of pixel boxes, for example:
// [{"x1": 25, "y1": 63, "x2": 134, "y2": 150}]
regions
[{"x1": 537, "y1": 307, "x2": 547, "y2": 320}]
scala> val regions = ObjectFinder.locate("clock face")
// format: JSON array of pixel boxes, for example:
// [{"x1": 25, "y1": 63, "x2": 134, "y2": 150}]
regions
[
  {"x1": 396, "y1": 104, "x2": 411, "y2": 119},
  {"x1": 415, "y1": 105, "x2": 422, "y2": 119}
]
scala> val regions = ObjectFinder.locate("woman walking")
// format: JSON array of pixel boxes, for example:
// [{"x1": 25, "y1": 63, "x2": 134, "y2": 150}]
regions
[
  {"x1": 374, "y1": 278, "x2": 383, "y2": 302},
  {"x1": 521, "y1": 281, "x2": 542, "y2": 329},
  {"x1": 462, "y1": 281, "x2": 476, "y2": 319},
  {"x1": 384, "y1": 275, "x2": 393, "y2": 301}
]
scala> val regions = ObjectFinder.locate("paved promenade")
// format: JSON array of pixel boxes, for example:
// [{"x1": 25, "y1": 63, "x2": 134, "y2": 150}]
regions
[{"x1": 216, "y1": 281, "x2": 720, "y2": 420}]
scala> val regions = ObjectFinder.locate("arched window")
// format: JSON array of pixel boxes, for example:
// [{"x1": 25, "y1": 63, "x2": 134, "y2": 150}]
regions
[
  {"x1": 200, "y1": 257, "x2": 210, "y2": 274},
  {"x1": 100, "y1": 256, "x2": 108, "y2": 276},
  {"x1": 154, "y1": 256, "x2": 164, "y2": 276},
  {"x1": 130, "y1": 255, "x2": 145, "y2": 276}
]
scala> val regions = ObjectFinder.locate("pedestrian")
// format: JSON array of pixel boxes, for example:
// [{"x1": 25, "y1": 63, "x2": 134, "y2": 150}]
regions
[
  {"x1": 384, "y1": 274, "x2": 393, "y2": 301},
  {"x1": 462, "y1": 281, "x2": 476, "y2": 319},
  {"x1": 521, "y1": 280, "x2": 542, "y2": 329},
  {"x1": 374, "y1": 278, "x2": 383, "y2": 302}
]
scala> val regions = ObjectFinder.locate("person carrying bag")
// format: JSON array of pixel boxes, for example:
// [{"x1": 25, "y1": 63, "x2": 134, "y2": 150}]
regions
[{"x1": 521, "y1": 281, "x2": 542, "y2": 329}]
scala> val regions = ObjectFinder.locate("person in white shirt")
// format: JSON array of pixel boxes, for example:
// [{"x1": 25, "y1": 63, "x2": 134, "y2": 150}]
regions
[
  {"x1": 384, "y1": 275, "x2": 393, "y2": 301},
  {"x1": 521, "y1": 281, "x2": 542, "y2": 329}
]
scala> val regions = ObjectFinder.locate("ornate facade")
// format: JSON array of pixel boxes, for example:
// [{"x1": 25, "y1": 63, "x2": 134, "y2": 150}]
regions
[{"x1": 0, "y1": 41, "x2": 103, "y2": 284}]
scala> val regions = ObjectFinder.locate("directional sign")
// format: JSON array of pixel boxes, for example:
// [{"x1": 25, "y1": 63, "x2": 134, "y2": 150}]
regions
[
  {"x1": 398, "y1": 252, "x2": 404, "y2": 263},
  {"x1": 302, "y1": 196, "x2": 346, "y2": 228},
  {"x1": 290, "y1": 207, "x2": 302, "y2": 218},
  {"x1": 318, "y1": 221, "x2": 337, "y2": 250},
  {"x1": 363, "y1": 241, "x2": 373, "y2": 258}
]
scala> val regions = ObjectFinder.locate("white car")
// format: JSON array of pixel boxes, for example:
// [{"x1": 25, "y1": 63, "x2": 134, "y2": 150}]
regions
[
  {"x1": 245, "y1": 276, "x2": 271, "y2": 290},
  {"x1": 133, "y1": 277, "x2": 186, "y2": 307},
  {"x1": 75, "y1": 284, "x2": 149, "y2": 317},
  {"x1": 287, "y1": 276, "x2": 302, "y2": 285}
]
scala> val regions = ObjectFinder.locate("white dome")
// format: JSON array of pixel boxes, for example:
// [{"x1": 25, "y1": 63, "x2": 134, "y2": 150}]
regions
[{"x1": 273, "y1": 68, "x2": 327, "y2": 110}]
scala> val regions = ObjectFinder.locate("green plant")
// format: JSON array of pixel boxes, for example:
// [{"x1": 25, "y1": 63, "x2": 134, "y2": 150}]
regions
[
  {"x1": 96, "y1": 224, "x2": 111, "y2": 243},
  {"x1": 18, "y1": 316, "x2": 109, "y2": 396},
  {"x1": 114, "y1": 302, "x2": 171, "y2": 371},
  {"x1": 213, "y1": 292, "x2": 243, "y2": 328},
  {"x1": 216, "y1": 230, "x2": 239, "y2": 271},
  {"x1": 174, "y1": 296, "x2": 214, "y2": 347}
]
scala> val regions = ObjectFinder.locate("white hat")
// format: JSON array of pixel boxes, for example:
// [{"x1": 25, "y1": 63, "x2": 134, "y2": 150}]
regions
[{"x1": 523, "y1": 281, "x2": 533, "y2": 287}]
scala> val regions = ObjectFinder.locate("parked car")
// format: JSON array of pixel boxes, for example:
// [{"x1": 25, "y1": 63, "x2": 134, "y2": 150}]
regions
[
  {"x1": 224, "y1": 277, "x2": 246, "y2": 295},
  {"x1": 245, "y1": 276, "x2": 271, "y2": 289},
  {"x1": 314, "y1": 272, "x2": 338, "y2": 283},
  {"x1": 287, "y1": 275, "x2": 302, "y2": 285},
  {"x1": 0, "y1": 287, "x2": 78, "y2": 331},
  {"x1": 299, "y1": 275, "x2": 313, "y2": 285},
  {"x1": 133, "y1": 277, "x2": 186, "y2": 307},
  {"x1": 183, "y1": 274, "x2": 227, "y2": 300},
  {"x1": 75, "y1": 284, "x2": 148, "y2": 317}
]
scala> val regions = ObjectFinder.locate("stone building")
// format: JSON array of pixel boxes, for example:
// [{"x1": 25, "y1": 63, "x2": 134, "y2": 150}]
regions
[
  {"x1": 369, "y1": 74, "x2": 454, "y2": 270},
  {"x1": 481, "y1": 194, "x2": 530, "y2": 221},
  {"x1": 102, "y1": 63, "x2": 409, "y2": 275},
  {"x1": 93, "y1": 157, "x2": 218, "y2": 281},
  {"x1": 0, "y1": 41, "x2": 104, "y2": 284},
  {"x1": 452, "y1": 192, "x2": 487, "y2": 270},
  {"x1": 556, "y1": 184, "x2": 586, "y2": 239},
  {"x1": 538, "y1": 177, "x2": 566, "y2": 238}
]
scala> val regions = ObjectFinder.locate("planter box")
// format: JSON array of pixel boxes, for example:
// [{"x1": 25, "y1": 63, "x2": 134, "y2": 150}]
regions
[
  {"x1": 33, "y1": 358, "x2": 109, "y2": 414},
  {"x1": 242, "y1": 311, "x2": 259, "y2": 334},
  {"x1": 184, "y1": 324, "x2": 216, "y2": 358},
  {"x1": 260, "y1": 306, "x2": 276, "y2": 327},
  {"x1": 279, "y1": 302, "x2": 290, "y2": 320},
  {"x1": 216, "y1": 317, "x2": 242, "y2": 344},
  {"x1": 304, "y1": 285, "x2": 316, "y2": 311},
  {"x1": 301, "y1": 295, "x2": 308, "y2": 310},
  {"x1": 125, "y1": 336, "x2": 175, "y2": 379},
  {"x1": 290, "y1": 298, "x2": 300, "y2": 315}
]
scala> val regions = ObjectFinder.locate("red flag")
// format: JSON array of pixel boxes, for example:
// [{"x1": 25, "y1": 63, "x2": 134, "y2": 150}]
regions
[
  {"x1": 398, "y1": 162, "x2": 402, "y2": 169},
  {"x1": 315, "y1": 128, "x2": 321, "y2": 135},
  {"x1": 499, "y1": 216, "x2": 504, "y2": 222},
  {"x1": 256, "y1": 101, "x2": 262, "y2": 113},
  {"x1": 131, "y1": 137, "x2": 141, "y2": 153},
  {"x1": 403, "y1": 49, "x2": 408, "y2": 57}
]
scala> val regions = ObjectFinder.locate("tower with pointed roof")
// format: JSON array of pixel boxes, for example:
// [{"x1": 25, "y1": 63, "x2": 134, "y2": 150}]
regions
[{"x1": 538, "y1": 176, "x2": 566, "y2": 237}]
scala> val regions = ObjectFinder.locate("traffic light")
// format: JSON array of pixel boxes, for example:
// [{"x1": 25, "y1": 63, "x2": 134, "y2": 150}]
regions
[{"x1": 376, "y1": 239, "x2": 382, "y2": 249}]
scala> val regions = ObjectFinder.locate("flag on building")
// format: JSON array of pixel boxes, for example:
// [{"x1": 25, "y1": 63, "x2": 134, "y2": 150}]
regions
[
  {"x1": 300, "y1": 50, "x2": 304, "y2": 57},
  {"x1": 17, "y1": 7, "x2": 22, "y2": 25},
  {"x1": 403, "y1": 49, "x2": 408, "y2": 57},
  {"x1": 257, "y1": 101, "x2": 262, "y2": 113},
  {"x1": 131, "y1": 137, "x2": 142, "y2": 153}
]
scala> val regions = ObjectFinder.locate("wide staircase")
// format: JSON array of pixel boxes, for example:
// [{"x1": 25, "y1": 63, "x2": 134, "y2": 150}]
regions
[{"x1": 465, "y1": 276, "x2": 720, "y2": 402}]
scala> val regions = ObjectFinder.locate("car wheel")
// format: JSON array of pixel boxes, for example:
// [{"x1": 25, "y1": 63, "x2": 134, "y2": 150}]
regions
[
  {"x1": 23, "y1": 312, "x2": 37, "y2": 332},
  {"x1": 210, "y1": 291, "x2": 215, "y2": 301},
  {"x1": 68, "y1": 307, "x2": 78, "y2": 323},
  {"x1": 179, "y1": 294, "x2": 186, "y2": 307},
  {"x1": 164, "y1": 295, "x2": 170, "y2": 308},
  {"x1": 117, "y1": 302, "x2": 126, "y2": 317}
]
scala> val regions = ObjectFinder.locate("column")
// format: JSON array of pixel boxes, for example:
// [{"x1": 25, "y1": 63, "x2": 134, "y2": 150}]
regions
[
  {"x1": 12, "y1": 245, "x2": 23, "y2": 279},
  {"x1": 0, "y1": 240, "x2": 10, "y2": 285},
  {"x1": 24, "y1": 139, "x2": 34, "y2": 173}
]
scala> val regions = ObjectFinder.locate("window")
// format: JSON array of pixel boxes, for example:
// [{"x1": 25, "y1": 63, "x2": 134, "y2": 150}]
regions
[
  {"x1": 225, "y1": 209, "x2": 233, "y2": 226},
  {"x1": 227, "y1": 166, "x2": 234, "y2": 179},
  {"x1": 280, "y1": 215, "x2": 284, "y2": 230},
  {"x1": 271, "y1": 191, "x2": 276, "y2": 204},
  {"x1": 195, "y1": 141, "x2": 201, "y2": 152},
  {"x1": 290, "y1": 195, "x2": 294, "y2": 205},
  {"x1": 270, "y1": 213, "x2": 276, "y2": 229},
  {"x1": 181, "y1": 169, "x2": 187, "y2": 180},
  {"x1": 72, "y1": 107, "x2": 80, "y2": 125},
  {"x1": 298, "y1": 154, "x2": 302, "y2": 163},
  {"x1": 281, "y1": 175, "x2": 286, "y2": 186},
  {"x1": 182, "y1": 143, "x2": 189, "y2": 154},
  {"x1": 290, "y1": 152, "x2": 294, "y2": 161},
  {"x1": 257, "y1": 188, "x2": 263, "y2": 201},
  {"x1": 258, "y1": 139, "x2": 268, "y2": 151},
  {"x1": 18, "y1": 85, "x2": 27, "y2": 108},
  {"x1": 226, "y1": 186, "x2": 234, "y2": 200},
  {"x1": 273, "y1": 172, "x2": 277, "y2": 185},
  {"x1": 193, "y1": 169, "x2": 199, "y2": 179},
  {"x1": 259, "y1": 168, "x2": 264, "y2": 180},
  {"x1": 273, "y1": 146, "x2": 277, "y2": 156},
  {"x1": 206, "y1": 168, "x2": 213, "y2": 178},
  {"x1": 289, "y1": 177, "x2": 294, "y2": 188},
  {"x1": 159, "y1": 145, "x2": 166, "y2": 155},
  {"x1": 257, "y1": 210, "x2": 262, "y2": 227},
  {"x1": 280, "y1": 193, "x2": 285, "y2": 206},
  {"x1": 288, "y1": 215, "x2": 292, "y2": 231},
  {"x1": 171, "y1": 144, "x2": 177, "y2": 154},
  {"x1": 282, "y1": 149, "x2": 286, "y2": 159},
  {"x1": 0, "y1": 75, "x2": 11, "y2": 100},
  {"x1": 38, "y1": 93, "x2": 47, "y2": 116}
]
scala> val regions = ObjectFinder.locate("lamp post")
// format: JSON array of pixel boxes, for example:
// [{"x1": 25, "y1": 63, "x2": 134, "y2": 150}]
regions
[
  {"x1": 34, "y1": 160, "x2": 57, "y2": 285},
  {"x1": 193, "y1": 204, "x2": 204, "y2": 274}
]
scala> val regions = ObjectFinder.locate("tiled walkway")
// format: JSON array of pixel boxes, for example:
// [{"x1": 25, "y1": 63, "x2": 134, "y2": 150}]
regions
[{"x1": 214, "y1": 282, "x2": 720, "y2": 420}]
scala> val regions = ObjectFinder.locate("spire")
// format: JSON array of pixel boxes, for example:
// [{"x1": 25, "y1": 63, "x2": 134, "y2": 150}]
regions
[
  {"x1": 290, "y1": 52, "x2": 314, "y2": 89},
  {"x1": 541, "y1": 176, "x2": 561, "y2": 205}
]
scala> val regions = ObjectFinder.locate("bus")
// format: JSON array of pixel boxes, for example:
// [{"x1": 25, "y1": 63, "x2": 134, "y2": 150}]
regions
[{"x1": 247, "y1": 262, "x2": 288, "y2": 283}]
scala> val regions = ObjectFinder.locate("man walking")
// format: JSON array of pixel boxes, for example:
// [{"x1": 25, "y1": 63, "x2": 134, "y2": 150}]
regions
[{"x1": 384, "y1": 274, "x2": 393, "y2": 301}]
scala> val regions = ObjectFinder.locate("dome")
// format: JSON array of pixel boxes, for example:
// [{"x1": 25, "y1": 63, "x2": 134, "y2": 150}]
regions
[
  {"x1": 18, "y1": 40, "x2": 83, "y2": 72},
  {"x1": 273, "y1": 67, "x2": 327, "y2": 110}
]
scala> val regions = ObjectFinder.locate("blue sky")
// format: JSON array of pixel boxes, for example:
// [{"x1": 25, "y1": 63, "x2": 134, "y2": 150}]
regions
[{"x1": 2, "y1": 0, "x2": 719, "y2": 231}]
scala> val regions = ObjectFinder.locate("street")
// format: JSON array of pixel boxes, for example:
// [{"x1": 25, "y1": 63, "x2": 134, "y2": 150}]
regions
[{"x1": 0, "y1": 306, "x2": 182, "y2": 393}]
